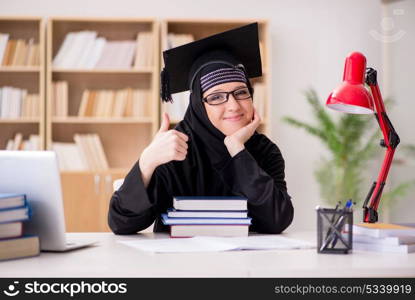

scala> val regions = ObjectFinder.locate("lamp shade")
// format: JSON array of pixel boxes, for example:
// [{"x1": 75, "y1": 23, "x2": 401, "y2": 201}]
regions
[{"x1": 326, "y1": 52, "x2": 374, "y2": 114}]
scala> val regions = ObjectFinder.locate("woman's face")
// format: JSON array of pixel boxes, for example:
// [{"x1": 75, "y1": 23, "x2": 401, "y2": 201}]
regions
[{"x1": 203, "y1": 81, "x2": 254, "y2": 136}]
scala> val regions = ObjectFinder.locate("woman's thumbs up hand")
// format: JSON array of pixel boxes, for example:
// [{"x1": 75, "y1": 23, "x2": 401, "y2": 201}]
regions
[{"x1": 139, "y1": 113, "x2": 189, "y2": 177}]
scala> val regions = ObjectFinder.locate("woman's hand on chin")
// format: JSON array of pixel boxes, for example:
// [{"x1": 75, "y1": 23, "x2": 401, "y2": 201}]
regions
[{"x1": 224, "y1": 108, "x2": 261, "y2": 157}]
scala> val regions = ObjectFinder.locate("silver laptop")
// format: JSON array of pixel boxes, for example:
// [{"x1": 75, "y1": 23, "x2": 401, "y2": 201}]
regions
[{"x1": 0, "y1": 150, "x2": 96, "y2": 251}]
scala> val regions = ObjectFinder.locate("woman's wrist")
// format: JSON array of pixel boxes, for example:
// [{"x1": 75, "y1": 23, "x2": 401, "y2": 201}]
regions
[
  {"x1": 139, "y1": 150, "x2": 157, "y2": 187},
  {"x1": 224, "y1": 137, "x2": 245, "y2": 157}
]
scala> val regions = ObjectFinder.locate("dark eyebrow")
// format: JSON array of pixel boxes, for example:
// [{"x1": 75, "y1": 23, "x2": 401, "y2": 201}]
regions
[{"x1": 211, "y1": 85, "x2": 246, "y2": 93}]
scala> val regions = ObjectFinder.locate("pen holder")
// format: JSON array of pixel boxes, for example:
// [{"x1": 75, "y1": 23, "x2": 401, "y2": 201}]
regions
[{"x1": 316, "y1": 206, "x2": 353, "y2": 254}]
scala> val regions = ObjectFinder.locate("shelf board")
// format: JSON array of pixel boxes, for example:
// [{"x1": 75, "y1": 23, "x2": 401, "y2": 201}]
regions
[
  {"x1": 51, "y1": 67, "x2": 154, "y2": 74},
  {"x1": 0, "y1": 66, "x2": 41, "y2": 72},
  {"x1": 52, "y1": 117, "x2": 153, "y2": 124},
  {"x1": 0, "y1": 117, "x2": 40, "y2": 123}
]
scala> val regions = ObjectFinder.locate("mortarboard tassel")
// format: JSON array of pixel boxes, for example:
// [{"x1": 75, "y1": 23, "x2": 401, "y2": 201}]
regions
[{"x1": 160, "y1": 67, "x2": 173, "y2": 103}]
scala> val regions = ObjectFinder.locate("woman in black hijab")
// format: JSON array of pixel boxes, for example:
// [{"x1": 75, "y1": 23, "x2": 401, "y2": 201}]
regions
[{"x1": 108, "y1": 24, "x2": 294, "y2": 234}]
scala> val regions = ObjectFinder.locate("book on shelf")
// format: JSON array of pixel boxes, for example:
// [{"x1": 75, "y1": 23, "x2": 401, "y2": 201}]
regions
[
  {"x1": 77, "y1": 87, "x2": 150, "y2": 118},
  {"x1": 52, "y1": 81, "x2": 68, "y2": 117},
  {"x1": 167, "y1": 208, "x2": 248, "y2": 219},
  {"x1": 0, "y1": 35, "x2": 40, "y2": 67},
  {"x1": 4, "y1": 133, "x2": 41, "y2": 151},
  {"x1": 53, "y1": 133, "x2": 109, "y2": 171},
  {"x1": 166, "y1": 33, "x2": 194, "y2": 49},
  {"x1": 173, "y1": 196, "x2": 248, "y2": 211},
  {"x1": 253, "y1": 82, "x2": 266, "y2": 119},
  {"x1": 53, "y1": 30, "x2": 154, "y2": 69},
  {"x1": 161, "y1": 33, "x2": 194, "y2": 122},
  {"x1": 0, "y1": 86, "x2": 39, "y2": 118},
  {"x1": 133, "y1": 32, "x2": 154, "y2": 68}
]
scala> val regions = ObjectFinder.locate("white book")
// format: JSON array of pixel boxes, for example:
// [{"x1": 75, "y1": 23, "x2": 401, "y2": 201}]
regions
[
  {"x1": 75, "y1": 31, "x2": 98, "y2": 68},
  {"x1": 353, "y1": 242, "x2": 415, "y2": 254},
  {"x1": 167, "y1": 209, "x2": 248, "y2": 219},
  {"x1": 87, "y1": 37, "x2": 106, "y2": 69},
  {"x1": 12, "y1": 133, "x2": 23, "y2": 150},
  {"x1": 352, "y1": 223, "x2": 415, "y2": 238},
  {"x1": 349, "y1": 233, "x2": 415, "y2": 246},
  {"x1": 92, "y1": 134, "x2": 109, "y2": 170},
  {"x1": 65, "y1": 31, "x2": 96, "y2": 68},
  {"x1": 53, "y1": 32, "x2": 75, "y2": 67},
  {"x1": 0, "y1": 33, "x2": 10, "y2": 64},
  {"x1": 173, "y1": 196, "x2": 247, "y2": 211},
  {"x1": 170, "y1": 225, "x2": 249, "y2": 238},
  {"x1": 162, "y1": 214, "x2": 252, "y2": 225},
  {"x1": 5, "y1": 139, "x2": 14, "y2": 150}
]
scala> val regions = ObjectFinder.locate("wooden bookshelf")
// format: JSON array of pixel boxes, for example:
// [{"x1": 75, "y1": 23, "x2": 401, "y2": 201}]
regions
[
  {"x1": 160, "y1": 19, "x2": 271, "y2": 134},
  {"x1": 46, "y1": 17, "x2": 159, "y2": 231},
  {"x1": 0, "y1": 17, "x2": 46, "y2": 150}
]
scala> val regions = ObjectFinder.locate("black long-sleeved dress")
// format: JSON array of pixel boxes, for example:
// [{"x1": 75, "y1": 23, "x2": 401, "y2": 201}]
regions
[{"x1": 108, "y1": 124, "x2": 294, "y2": 235}]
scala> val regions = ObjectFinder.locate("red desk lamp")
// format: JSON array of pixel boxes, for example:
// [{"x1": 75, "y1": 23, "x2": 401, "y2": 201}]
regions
[{"x1": 326, "y1": 52, "x2": 400, "y2": 223}]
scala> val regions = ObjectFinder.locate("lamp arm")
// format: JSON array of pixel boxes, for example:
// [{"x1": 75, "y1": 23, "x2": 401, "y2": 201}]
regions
[{"x1": 362, "y1": 68, "x2": 400, "y2": 223}]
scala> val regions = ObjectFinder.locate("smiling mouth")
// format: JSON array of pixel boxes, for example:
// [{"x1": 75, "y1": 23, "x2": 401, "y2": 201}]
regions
[{"x1": 224, "y1": 114, "x2": 243, "y2": 121}]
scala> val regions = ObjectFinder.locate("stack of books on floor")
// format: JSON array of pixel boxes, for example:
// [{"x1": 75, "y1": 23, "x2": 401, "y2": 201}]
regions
[
  {"x1": 0, "y1": 193, "x2": 40, "y2": 261},
  {"x1": 162, "y1": 196, "x2": 251, "y2": 238},
  {"x1": 348, "y1": 223, "x2": 415, "y2": 253}
]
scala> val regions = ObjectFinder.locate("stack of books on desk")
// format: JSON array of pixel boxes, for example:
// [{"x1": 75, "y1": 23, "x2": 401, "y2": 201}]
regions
[
  {"x1": 162, "y1": 196, "x2": 251, "y2": 238},
  {"x1": 348, "y1": 223, "x2": 415, "y2": 253},
  {"x1": 0, "y1": 193, "x2": 40, "y2": 261}
]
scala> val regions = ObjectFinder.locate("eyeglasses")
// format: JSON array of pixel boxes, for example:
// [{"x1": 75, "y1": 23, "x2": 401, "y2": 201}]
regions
[{"x1": 202, "y1": 87, "x2": 252, "y2": 106}]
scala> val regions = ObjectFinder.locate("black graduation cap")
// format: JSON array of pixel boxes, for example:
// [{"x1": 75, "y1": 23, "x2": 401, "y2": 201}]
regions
[{"x1": 161, "y1": 22, "x2": 262, "y2": 102}]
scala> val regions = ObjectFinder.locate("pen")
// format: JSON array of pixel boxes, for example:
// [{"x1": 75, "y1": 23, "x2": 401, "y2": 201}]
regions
[{"x1": 331, "y1": 199, "x2": 353, "y2": 248}]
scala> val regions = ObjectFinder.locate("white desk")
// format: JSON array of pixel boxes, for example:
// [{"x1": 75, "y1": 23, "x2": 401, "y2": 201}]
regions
[{"x1": 1, "y1": 231, "x2": 414, "y2": 277}]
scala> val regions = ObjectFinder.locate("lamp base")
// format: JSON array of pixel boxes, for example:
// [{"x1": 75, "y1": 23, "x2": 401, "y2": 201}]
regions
[{"x1": 363, "y1": 207, "x2": 378, "y2": 223}]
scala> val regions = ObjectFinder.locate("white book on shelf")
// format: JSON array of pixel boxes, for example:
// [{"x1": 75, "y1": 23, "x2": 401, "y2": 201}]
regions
[
  {"x1": 5, "y1": 139, "x2": 14, "y2": 150},
  {"x1": 75, "y1": 32, "x2": 98, "y2": 68},
  {"x1": 29, "y1": 135, "x2": 40, "y2": 151},
  {"x1": 53, "y1": 32, "x2": 75, "y2": 68},
  {"x1": 12, "y1": 133, "x2": 23, "y2": 150},
  {"x1": 120, "y1": 41, "x2": 136, "y2": 69},
  {"x1": 85, "y1": 134, "x2": 102, "y2": 170},
  {"x1": 92, "y1": 134, "x2": 109, "y2": 170},
  {"x1": 74, "y1": 134, "x2": 94, "y2": 170},
  {"x1": 23, "y1": 38, "x2": 34, "y2": 66},
  {"x1": 0, "y1": 33, "x2": 10, "y2": 64},
  {"x1": 64, "y1": 31, "x2": 96, "y2": 68},
  {"x1": 87, "y1": 37, "x2": 106, "y2": 69}
]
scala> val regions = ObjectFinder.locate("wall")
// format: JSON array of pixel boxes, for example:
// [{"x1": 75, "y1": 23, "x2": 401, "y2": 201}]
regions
[{"x1": 2, "y1": 0, "x2": 406, "y2": 230}]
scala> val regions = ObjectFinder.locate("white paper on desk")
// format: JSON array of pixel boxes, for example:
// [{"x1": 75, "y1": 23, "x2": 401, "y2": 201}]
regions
[
  {"x1": 119, "y1": 237, "x2": 235, "y2": 253},
  {"x1": 118, "y1": 235, "x2": 314, "y2": 253}
]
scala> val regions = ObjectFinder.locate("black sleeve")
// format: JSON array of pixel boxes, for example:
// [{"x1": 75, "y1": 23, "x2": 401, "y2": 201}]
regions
[
  {"x1": 108, "y1": 161, "x2": 170, "y2": 234},
  {"x1": 217, "y1": 146, "x2": 294, "y2": 234}
]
